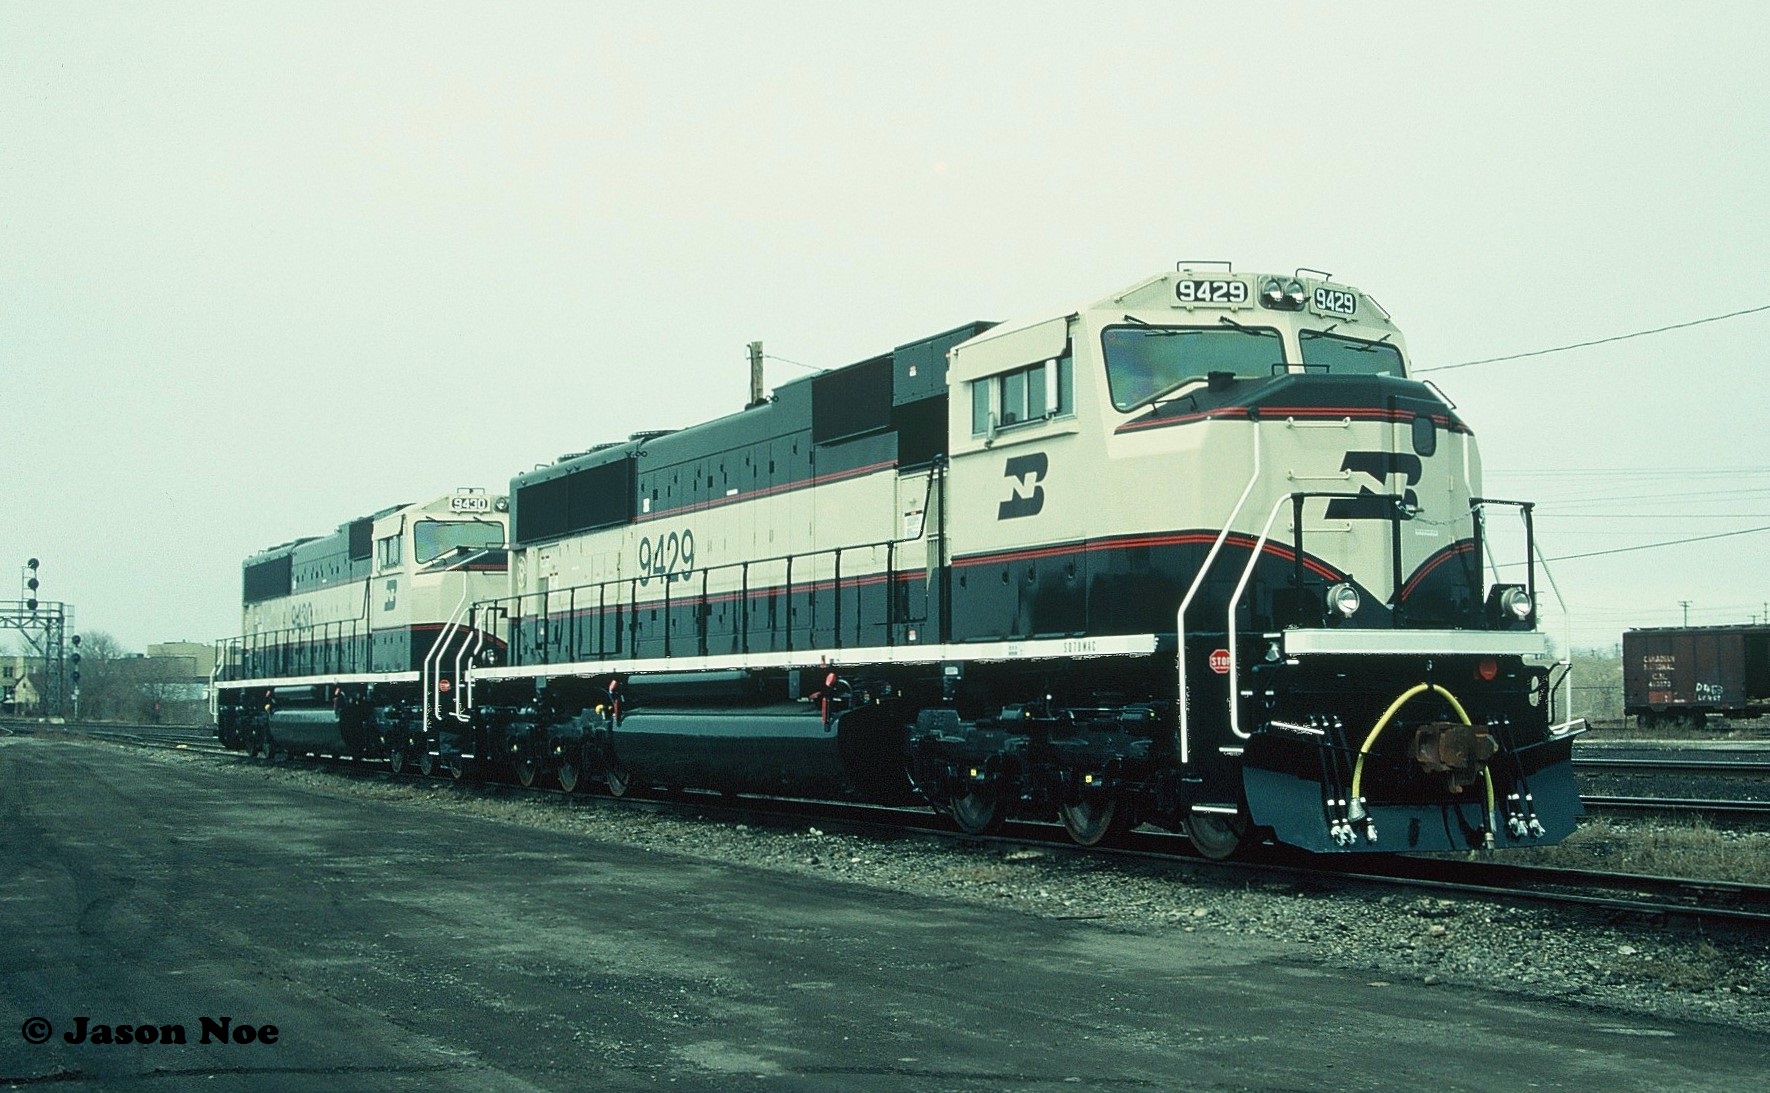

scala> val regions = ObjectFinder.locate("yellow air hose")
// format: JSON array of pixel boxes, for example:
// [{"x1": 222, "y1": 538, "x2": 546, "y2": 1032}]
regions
[{"x1": 1349, "y1": 682, "x2": 1497, "y2": 843}]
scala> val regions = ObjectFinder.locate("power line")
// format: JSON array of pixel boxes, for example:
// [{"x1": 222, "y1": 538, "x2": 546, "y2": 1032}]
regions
[
  {"x1": 1541, "y1": 524, "x2": 1770, "y2": 562},
  {"x1": 764, "y1": 352, "x2": 824, "y2": 373},
  {"x1": 1417, "y1": 302, "x2": 1770, "y2": 373}
]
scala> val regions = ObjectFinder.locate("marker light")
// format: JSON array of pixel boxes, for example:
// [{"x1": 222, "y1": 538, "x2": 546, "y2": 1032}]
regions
[{"x1": 1326, "y1": 582, "x2": 1361, "y2": 618}]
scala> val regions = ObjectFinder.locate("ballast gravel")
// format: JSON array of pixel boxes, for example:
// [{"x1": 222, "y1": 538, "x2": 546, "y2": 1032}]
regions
[{"x1": 149, "y1": 747, "x2": 1770, "y2": 1034}]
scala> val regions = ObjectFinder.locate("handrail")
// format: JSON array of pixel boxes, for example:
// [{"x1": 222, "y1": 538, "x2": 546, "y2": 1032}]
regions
[
  {"x1": 423, "y1": 581, "x2": 472, "y2": 726},
  {"x1": 1175, "y1": 421, "x2": 1261, "y2": 765},
  {"x1": 1224, "y1": 489, "x2": 1406, "y2": 739},
  {"x1": 482, "y1": 530, "x2": 921, "y2": 671},
  {"x1": 452, "y1": 586, "x2": 486, "y2": 722},
  {"x1": 1225, "y1": 494, "x2": 1299, "y2": 739}
]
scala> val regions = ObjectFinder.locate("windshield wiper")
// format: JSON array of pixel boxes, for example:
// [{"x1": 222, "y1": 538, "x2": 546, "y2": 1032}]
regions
[
  {"x1": 1343, "y1": 332, "x2": 1394, "y2": 353},
  {"x1": 1217, "y1": 315, "x2": 1269, "y2": 337},
  {"x1": 1123, "y1": 314, "x2": 1184, "y2": 337}
]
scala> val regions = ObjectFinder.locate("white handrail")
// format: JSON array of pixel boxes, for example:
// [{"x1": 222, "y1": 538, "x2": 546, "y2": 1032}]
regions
[
  {"x1": 422, "y1": 582, "x2": 472, "y2": 727},
  {"x1": 1224, "y1": 494, "x2": 1298, "y2": 739},
  {"x1": 1532, "y1": 538, "x2": 1576, "y2": 727},
  {"x1": 1175, "y1": 422, "x2": 1260, "y2": 764},
  {"x1": 452, "y1": 591, "x2": 485, "y2": 721}
]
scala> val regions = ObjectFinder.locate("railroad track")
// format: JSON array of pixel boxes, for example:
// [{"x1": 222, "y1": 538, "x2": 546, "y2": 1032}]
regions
[
  {"x1": 29, "y1": 722, "x2": 1770, "y2": 930},
  {"x1": 1301, "y1": 849, "x2": 1770, "y2": 927},
  {"x1": 12, "y1": 722, "x2": 231, "y2": 753},
  {"x1": 1579, "y1": 794, "x2": 1770, "y2": 821},
  {"x1": 1574, "y1": 757, "x2": 1770, "y2": 775}
]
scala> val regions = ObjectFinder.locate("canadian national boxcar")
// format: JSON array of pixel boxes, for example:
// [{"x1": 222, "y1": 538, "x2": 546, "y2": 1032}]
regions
[{"x1": 1624, "y1": 625, "x2": 1770, "y2": 729}]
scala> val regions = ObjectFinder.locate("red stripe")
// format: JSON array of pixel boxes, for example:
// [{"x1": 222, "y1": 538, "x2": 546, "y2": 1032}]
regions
[
  {"x1": 636, "y1": 460, "x2": 896, "y2": 523},
  {"x1": 1400, "y1": 541, "x2": 1474, "y2": 601},
  {"x1": 955, "y1": 531, "x2": 1341, "y2": 581},
  {"x1": 1116, "y1": 405, "x2": 1470, "y2": 436}
]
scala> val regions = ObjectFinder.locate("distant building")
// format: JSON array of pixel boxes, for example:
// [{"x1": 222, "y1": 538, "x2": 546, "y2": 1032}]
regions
[
  {"x1": 145, "y1": 641, "x2": 217, "y2": 679},
  {"x1": 2, "y1": 656, "x2": 40, "y2": 714},
  {"x1": 138, "y1": 641, "x2": 217, "y2": 723}
]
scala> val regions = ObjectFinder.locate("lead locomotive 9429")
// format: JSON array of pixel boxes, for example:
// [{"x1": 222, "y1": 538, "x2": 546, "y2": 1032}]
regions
[{"x1": 215, "y1": 266, "x2": 1584, "y2": 857}]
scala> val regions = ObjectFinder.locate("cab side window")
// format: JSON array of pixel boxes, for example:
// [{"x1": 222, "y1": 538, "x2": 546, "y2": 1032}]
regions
[
  {"x1": 970, "y1": 355, "x2": 1074, "y2": 436},
  {"x1": 376, "y1": 534, "x2": 402, "y2": 571}
]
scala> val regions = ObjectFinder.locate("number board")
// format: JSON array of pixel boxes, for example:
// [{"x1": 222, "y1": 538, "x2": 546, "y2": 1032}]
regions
[
  {"x1": 1311, "y1": 286, "x2": 1358, "y2": 317},
  {"x1": 1174, "y1": 279, "x2": 1250, "y2": 307},
  {"x1": 450, "y1": 494, "x2": 492, "y2": 514}
]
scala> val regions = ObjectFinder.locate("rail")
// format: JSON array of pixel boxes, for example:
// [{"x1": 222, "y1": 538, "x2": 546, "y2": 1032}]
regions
[
  {"x1": 423, "y1": 581, "x2": 473, "y2": 725},
  {"x1": 1175, "y1": 421, "x2": 1262, "y2": 765},
  {"x1": 213, "y1": 619, "x2": 371, "y2": 683},
  {"x1": 472, "y1": 534, "x2": 953, "y2": 676},
  {"x1": 1223, "y1": 489, "x2": 1408, "y2": 739}
]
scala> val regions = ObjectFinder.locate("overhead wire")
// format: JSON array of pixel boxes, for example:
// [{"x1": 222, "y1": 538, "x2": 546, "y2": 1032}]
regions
[
  {"x1": 1539, "y1": 524, "x2": 1770, "y2": 562},
  {"x1": 1417, "y1": 301, "x2": 1770, "y2": 373}
]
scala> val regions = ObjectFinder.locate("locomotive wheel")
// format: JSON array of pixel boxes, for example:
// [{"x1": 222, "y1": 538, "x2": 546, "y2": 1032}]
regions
[
  {"x1": 1059, "y1": 798, "x2": 1125, "y2": 847},
  {"x1": 605, "y1": 766, "x2": 631, "y2": 797},
  {"x1": 557, "y1": 757, "x2": 581, "y2": 794},
  {"x1": 446, "y1": 755, "x2": 467, "y2": 781},
  {"x1": 417, "y1": 749, "x2": 437, "y2": 778},
  {"x1": 1186, "y1": 813, "x2": 1250, "y2": 861},
  {"x1": 949, "y1": 789, "x2": 1006, "y2": 836},
  {"x1": 514, "y1": 756, "x2": 539, "y2": 788},
  {"x1": 387, "y1": 739, "x2": 408, "y2": 775}
]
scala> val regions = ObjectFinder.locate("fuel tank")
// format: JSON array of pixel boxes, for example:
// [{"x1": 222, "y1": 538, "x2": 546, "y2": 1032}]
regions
[
  {"x1": 608, "y1": 702, "x2": 912, "y2": 801},
  {"x1": 265, "y1": 685, "x2": 373, "y2": 755}
]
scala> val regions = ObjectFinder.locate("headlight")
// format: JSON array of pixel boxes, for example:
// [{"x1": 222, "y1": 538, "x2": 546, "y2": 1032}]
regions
[
  {"x1": 1485, "y1": 583, "x2": 1534, "y2": 627},
  {"x1": 1259, "y1": 277, "x2": 1306, "y2": 311},
  {"x1": 1326, "y1": 582, "x2": 1361, "y2": 618}
]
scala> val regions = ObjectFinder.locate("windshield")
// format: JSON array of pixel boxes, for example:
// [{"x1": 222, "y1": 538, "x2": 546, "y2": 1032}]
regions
[
  {"x1": 414, "y1": 519, "x2": 505, "y2": 564},
  {"x1": 1299, "y1": 330, "x2": 1405, "y2": 377},
  {"x1": 1102, "y1": 325, "x2": 1284, "y2": 411}
]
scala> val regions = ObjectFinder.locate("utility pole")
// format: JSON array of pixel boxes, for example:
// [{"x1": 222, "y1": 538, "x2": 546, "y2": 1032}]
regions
[
  {"x1": 747, "y1": 341, "x2": 765, "y2": 409},
  {"x1": 1680, "y1": 600, "x2": 1692, "y2": 627}
]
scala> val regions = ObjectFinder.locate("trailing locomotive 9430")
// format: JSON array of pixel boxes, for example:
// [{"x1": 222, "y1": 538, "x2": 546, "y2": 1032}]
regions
[{"x1": 215, "y1": 265, "x2": 1584, "y2": 857}]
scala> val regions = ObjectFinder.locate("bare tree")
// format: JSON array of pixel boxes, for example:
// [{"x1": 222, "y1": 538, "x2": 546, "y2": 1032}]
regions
[{"x1": 71, "y1": 631, "x2": 135, "y2": 721}]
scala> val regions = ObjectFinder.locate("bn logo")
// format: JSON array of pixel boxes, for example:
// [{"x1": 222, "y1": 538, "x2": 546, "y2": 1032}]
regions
[
  {"x1": 1326, "y1": 451, "x2": 1421, "y2": 520},
  {"x1": 997, "y1": 453, "x2": 1048, "y2": 520}
]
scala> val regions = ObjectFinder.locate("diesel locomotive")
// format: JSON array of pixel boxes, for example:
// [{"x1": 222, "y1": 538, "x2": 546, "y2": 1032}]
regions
[{"x1": 214, "y1": 266, "x2": 1585, "y2": 857}]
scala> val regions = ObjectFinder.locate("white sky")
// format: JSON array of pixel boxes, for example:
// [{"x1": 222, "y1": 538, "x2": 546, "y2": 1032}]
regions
[{"x1": 4, "y1": 1, "x2": 1767, "y2": 653}]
